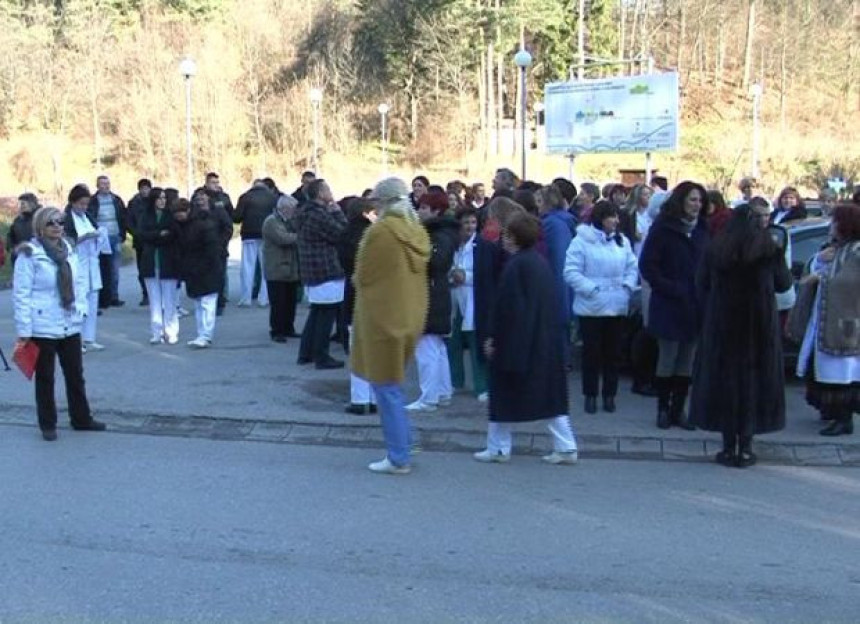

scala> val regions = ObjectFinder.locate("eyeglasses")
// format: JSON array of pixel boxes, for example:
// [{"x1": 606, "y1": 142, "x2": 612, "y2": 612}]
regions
[{"x1": 46, "y1": 219, "x2": 65, "y2": 227}]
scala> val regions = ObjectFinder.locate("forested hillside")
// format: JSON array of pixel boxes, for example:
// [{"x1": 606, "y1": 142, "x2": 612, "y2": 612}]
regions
[{"x1": 0, "y1": 0, "x2": 857, "y2": 199}]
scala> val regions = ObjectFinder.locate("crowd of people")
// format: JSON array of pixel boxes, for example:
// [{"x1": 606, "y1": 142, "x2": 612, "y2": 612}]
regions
[{"x1": 6, "y1": 168, "x2": 860, "y2": 475}]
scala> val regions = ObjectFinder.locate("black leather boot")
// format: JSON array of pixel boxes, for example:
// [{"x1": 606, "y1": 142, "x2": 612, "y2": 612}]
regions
[
  {"x1": 715, "y1": 432, "x2": 736, "y2": 466},
  {"x1": 820, "y1": 411, "x2": 854, "y2": 436},
  {"x1": 655, "y1": 377, "x2": 671, "y2": 429},
  {"x1": 669, "y1": 376, "x2": 695, "y2": 430},
  {"x1": 736, "y1": 435, "x2": 757, "y2": 468},
  {"x1": 584, "y1": 396, "x2": 598, "y2": 414}
]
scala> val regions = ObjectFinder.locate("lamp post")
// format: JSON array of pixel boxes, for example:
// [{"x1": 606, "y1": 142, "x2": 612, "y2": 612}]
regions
[
  {"x1": 750, "y1": 82, "x2": 762, "y2": 180},
  {"x1": 378, "y1": 103, "x2": 390, "y2": 173},
  {"x1": 179, "y1": 57, "x2": 197, "y2": 198},
  {"x1": 514, "y1": 49, "x2": 533, "y2": 180},
  {"x1": 309, "y1": 87, "x2": 323, "y2": 174}
]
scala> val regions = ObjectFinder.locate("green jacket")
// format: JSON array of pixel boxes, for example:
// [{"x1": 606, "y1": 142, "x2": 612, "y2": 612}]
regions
[{"x1": 262, "y1": 213, "x2": 299, "y2": 282}]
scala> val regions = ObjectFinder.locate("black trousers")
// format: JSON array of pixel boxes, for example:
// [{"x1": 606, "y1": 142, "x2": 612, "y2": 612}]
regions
[
  {"x1": 32, "y1": 334, "x2": 92, "y2": 431},
  {"x1": 134, "y1": 246, "x2": 147, "y2": 299},
  {"x1": 299, "y1": 303, "x2": 339, "y2": 364},
  {"x1": 268, "y1": 280, "x2": 300, "y2": 337},
  {"x1": 98, "y1": 254, "x2": 112, "y2": 308},
  {"x1": 579, "y1": 316, "x2": 624, "y2": 398},
  {"x1": 218, "y1": 256, "x2": 229, "y2": 309}
]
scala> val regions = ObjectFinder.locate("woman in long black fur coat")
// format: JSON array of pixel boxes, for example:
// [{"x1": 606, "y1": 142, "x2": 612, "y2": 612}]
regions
[{"x1": 690, "y1": 204, "x2": 793, "y2": 468}]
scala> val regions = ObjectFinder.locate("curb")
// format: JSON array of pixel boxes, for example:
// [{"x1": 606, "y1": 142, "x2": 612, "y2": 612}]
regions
[{"x1": 2, "y1": 407, "x2": 857, "y2": 467}]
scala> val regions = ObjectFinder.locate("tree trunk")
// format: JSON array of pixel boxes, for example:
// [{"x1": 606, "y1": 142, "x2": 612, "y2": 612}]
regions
[
  {"x1": 742, "y1": 0, "x2": 756, "y2": 90},
  {"x1": 577, "y1": 0, "x2": 585, "y2": 79},
  {"x1": 498, "y1": 51, "x2": 506, "y2": 156},
  {"x1": 487, "y1": 42, "x2": 496, "y2": 155},
  {"x1": 714, "y1": 5, "x2": 725, "y2": 87},
  {"x1": 639, "y1": 0, "x2": 650, "y2": 60},
  {"x1": 848, "y1": 0, "x2": 860, "y2": 111},
  {"x1": 629, "y1": 0, "x2": 638, "y2": 65},
  {"x1": 676, "y1": 0, "x2": 686, "y2": 78},
  {"x1": 779, "y1": 2, "x2": 788, "y2": 133},
  {"x1": 618, "y1": 0, "x2": 627, "y2": 76},
  {"x1": 478, "y1": 47, "x2": 487, "y2": 138}
]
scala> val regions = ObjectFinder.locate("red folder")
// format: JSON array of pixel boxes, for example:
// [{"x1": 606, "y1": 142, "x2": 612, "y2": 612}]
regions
[{"x1": 12, "y1": 341, "x2": 40, "y2": 381}]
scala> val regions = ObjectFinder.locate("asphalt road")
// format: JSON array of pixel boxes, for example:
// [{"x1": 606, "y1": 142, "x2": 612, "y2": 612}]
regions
[{"x1": 2, "y1": 429, "x2": 859, "y2": 623}]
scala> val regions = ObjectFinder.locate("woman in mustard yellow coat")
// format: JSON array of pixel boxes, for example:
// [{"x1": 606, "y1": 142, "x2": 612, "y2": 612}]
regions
[{"x1": 351, "y1": 177, "x2": 431, "y2": 475}]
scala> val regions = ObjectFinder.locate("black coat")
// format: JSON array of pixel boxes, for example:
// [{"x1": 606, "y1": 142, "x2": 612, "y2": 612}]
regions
[
  {"x1": 639, "y1": 215, "x2": 709, "y2": 341},
  {"x1": 423, "y1": 216, "x2": 459, "y2": 335},
  {"x1": 210, "y1": 203, "x2": 234, "y2": 257},
  {"x1": 769, "y1": 205, "x2": 807, "y2": 225},
  {"x1": 338, "y1": 215, "x2": 373, "y2": 325},
  {"x1": 473, "y1": 237, "x2": 506, "y2": 360},
  {"x1": 690, "y1": 237, "x2": 793, "y2": 436},
  {"x1": 178, "y1": 210, "x2": 223, "y2": 298},
  {"x1": 137, "y1": 207, "x2": 182, "y2": 280},
  {"x1": 489, "y1": 248, "x2": 569, "y2": 423},
  {"x1": 234, "y1": 186, "x2": 276, "y2": 240},
  {"x1": 207, "y1": 190, "x2": 235, "y2": 220},
  {"x1": 7, "y1": 213, "x2": 34, "y2": 262},
  {"x1": 127, "y1": 193, "x2": 147, "y2": 249}
]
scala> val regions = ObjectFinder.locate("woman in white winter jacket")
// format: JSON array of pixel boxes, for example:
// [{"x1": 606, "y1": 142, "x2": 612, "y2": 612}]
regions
[
  {"x1": 13, "y1": 206, "x2": 106, "y2": 441},
  {"x1": 564, "y1": 200, "x2": 638, "y2": 414}
]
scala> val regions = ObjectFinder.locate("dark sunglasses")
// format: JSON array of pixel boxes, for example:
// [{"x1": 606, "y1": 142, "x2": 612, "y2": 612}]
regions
[{"x1": 46, "y1": 218, "x2": 65, "y2": 227}]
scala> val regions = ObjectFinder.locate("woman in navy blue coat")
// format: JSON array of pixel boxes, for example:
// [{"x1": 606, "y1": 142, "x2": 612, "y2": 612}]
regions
[
  {"x1": 474, "y1": 213, "x2": 578, "y2": 465},
  {"x1": 639, "y1": 181, "x2": 710, "y2": 430}
]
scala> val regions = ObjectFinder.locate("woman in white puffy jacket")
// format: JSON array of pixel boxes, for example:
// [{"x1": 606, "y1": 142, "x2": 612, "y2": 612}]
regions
[
  {"x1": 564, "y1": 200, "x2": 638, "y2": 415},
  {"x1": 13, "y1": 206, "x2": 106, "y2": 441}
]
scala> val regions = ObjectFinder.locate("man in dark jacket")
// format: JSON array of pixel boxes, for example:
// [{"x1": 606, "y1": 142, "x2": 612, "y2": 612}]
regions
[
  {"x1": 87, "y1": 175, "x2": 127, "y2": 307},
  {"x1": 195, "y1": 183, "x2": 234, "y2": 314},
  {"x1": 175, "y1": 199, "x2": 223, "y2": 349},
  {"x1": 294, "y1": 179, "x2": 347, "y2": 369},
  {"x1": 6, "y1": 193, "x2": 39, "y2": 264},
  {"x1": 127, "y1": 178, "x2": 152, "y2": 306},
  {"x1": 203, "y1": 172, "x2": 235, "y2": 219},
  {"x1": 406, "y1": 190, "x2": 459, "y2": 412},
  {"x1": 291, "y1": 171, "x2": 316, "y2": 204},
  {"x1": 234, "y1": 180, "x2": 276, "y2": 307}
]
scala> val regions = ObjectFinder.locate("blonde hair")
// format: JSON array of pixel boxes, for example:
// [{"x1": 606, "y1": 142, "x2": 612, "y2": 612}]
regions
[
  {"x1": 623, "y1": 183, "x2": 651, "y2": 215},
  {"x1": 32, "y1": 206, "x2": 64, "y2": 238},
  {"x1": 372, "y1": 177, "x2": 418, "y2": 223}
]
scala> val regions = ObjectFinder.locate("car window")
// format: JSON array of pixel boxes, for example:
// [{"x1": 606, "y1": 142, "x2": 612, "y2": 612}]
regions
[{"x1": 790, "y1": 229, "x2": 829, "y2": 267}]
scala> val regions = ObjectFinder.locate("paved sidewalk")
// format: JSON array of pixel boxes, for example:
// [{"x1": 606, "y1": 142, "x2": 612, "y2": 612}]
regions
[{"x1": 1, "y1": 250, "x2": 858, "y2": 467}]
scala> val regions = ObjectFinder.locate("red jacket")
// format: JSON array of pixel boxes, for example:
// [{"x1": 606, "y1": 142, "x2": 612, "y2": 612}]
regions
[{"x1": 708, "y1": 208, "x2": 732, "y2": 237}]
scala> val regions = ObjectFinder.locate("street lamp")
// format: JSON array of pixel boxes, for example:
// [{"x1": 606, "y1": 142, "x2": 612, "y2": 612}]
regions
[
  {"x1": 179, "y1": 57, "x2": 197, "y2": 198},
  {"x1": 309, "y1": 87, "x2": 323, "y2": 174},
  {"x1": 514, "y1": 49, "x2": 533, "y2": 180},
  {"x1": 750, "y1": 82, "x2": 763, "y2": 180},
  {"x1": 377, "y1": 103, "x2": 390, "y2": 173}
]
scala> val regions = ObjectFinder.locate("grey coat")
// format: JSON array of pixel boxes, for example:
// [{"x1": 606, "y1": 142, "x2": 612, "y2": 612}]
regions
[{"x1": 262, "y1": 213, "x2": 299, "y2": 282}]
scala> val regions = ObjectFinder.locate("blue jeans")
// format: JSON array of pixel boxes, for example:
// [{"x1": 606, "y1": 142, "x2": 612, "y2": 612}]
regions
[
  {"x1": 108, "y1": 235, "x2": 122, "y2": 301},
  {"x1": 371, "y1": 382, "x2": 412, "y2": 467}
]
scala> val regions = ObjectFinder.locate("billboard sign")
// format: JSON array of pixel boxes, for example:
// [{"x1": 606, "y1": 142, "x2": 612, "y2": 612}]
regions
[{"x1": 544, "y1": 73, "x2": 680, "y2": 155}]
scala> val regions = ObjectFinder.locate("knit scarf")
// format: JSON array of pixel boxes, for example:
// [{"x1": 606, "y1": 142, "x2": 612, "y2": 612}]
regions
[{"x1": 40, "y1": 237, "x2": 75, "y2": 310}]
